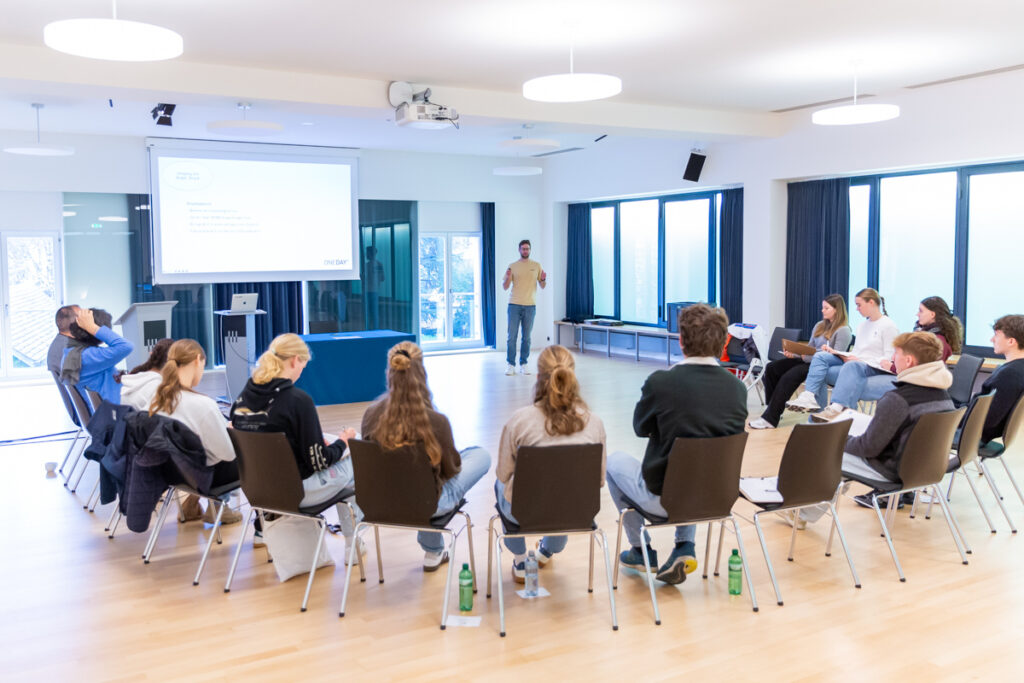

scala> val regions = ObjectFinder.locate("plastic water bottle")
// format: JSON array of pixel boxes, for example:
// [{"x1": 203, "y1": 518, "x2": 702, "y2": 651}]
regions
[
  {"x1": 525, "y1": 551, "x2": 539, "y2": 597},
  {"x1": 728, "y1": 549, "x2": 743, "y2": 595},
  {"x1": 458, "y1": 563, "x2": 473, "y2": 612}
]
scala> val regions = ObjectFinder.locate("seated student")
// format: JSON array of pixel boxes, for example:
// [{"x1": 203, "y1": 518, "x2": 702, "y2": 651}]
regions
[
  {"x1": 837, "y1": 332, "x2": 954, "y2": 508},
  {"x1": 605, "y1": 303, "x2": 747, "y2": 585},
  {"x1": 60, "y1": 307, "x2": 134, "y2": 406},
  {"x1": 118, "y1": 338, "x2": 174, "y2": 412},
  {"x1": 975, "y1": 315, "x2": 1024, "y2": 444},
  {"x1": 230, "y1": 333, "x2": 361, "y2": 554},
  {"x1": 149, "y1": 339, "x2": 241, "y2": 525},
  {"x1": 495, "y1": 344, "x2": 607, "y2": 582},
  {"x1": 749, "y1": 294, "x2": 852, "y2": 429},
  {"x1": 47, "y1": 304, "x2": 79, "y2": 376},
  {"x1": 361, "y1": 341, "x2": 491, "y2": 572},
  {"x1": 787, "y1": 288, "x2": 899, "y2": 417},
  {"x1": 810, "y1": 295, "x2": 961, "y2": 422}
]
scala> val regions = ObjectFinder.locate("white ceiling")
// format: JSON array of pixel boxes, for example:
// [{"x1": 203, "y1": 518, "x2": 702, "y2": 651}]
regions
[{"x1": 1, "y1": 0, "x2": 1023, "y2": 155}]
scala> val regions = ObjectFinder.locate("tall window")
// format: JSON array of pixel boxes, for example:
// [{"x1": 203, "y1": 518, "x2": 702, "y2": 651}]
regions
[
  {"x1": 591, "y1": 206, "x2": 615, "y2": 317},
  {"x1": 664, "y1": 198, "x2": 711, "y2": 304},
  {"x1": 848, "y1": 184, "x2": 870, "y2": 302},
  {"x1": 618, "y1": 200, "x2": 659, "y2": 324}
]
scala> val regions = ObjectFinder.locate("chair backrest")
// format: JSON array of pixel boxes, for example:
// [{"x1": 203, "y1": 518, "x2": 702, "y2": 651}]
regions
[
  {"x1": 349, "y1": 439, "x2": 440, "y2": 526},
  {"x1": 768, "y1": 327, "x2": 801, "y2": 362},
  {"x1": 1002, "y1": 391, "x2": 1024, "y2": 452},
  {"x1": 897, "y1": 408, "x2": 966, "y2": 489},
  {"x1": 660, "y1": 432, "x2": 748, "y2": 523},
  {"x1": 954, "y1": 392, "x2": 995, "y2": 468},
  {"x1": 66, "y1": 384, "x2": 94, "y2": 428},
  {"x1": 949, "y1": 354, "x2": 984, "y2": 407},
  {"x1": 725, "y1": 336, "x2": 746, "y2": 364},
  {"x1": 227, "y1": 429, "x2": 305, "y2": 512},
  {"x1": 509, "y1": 444, "x2": 603, "y2": 533},
  {"x1": 776, "y1": 420, "x2": 852, "y2": 507},
  {"x1": 50, "y1": 370, "x2": 80, "y2": 427},
  {"x1": 87, "y1": 390, "x2": 103, "y2": 411}
]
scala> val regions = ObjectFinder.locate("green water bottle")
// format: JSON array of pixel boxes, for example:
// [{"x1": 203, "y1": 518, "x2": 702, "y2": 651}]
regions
[
  {"x1": 728, "y1": 549, "x2": 743, "y2": 596},
  {"x1": 459, "y1": 563, "x2": 474, "y2": 611}
]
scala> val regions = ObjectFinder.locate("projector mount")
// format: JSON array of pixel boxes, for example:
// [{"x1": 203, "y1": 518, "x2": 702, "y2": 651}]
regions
[{"x1": 387, "y1": 81, "x2": 459, "y2": 130}]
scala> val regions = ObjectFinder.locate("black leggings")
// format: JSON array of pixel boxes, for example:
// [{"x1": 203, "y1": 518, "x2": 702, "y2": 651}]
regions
[
  {"x1": 211, "y1": 460, "x2": 239, "y2": 487},
  {"x1": 760, "y1": 357, "x2": 810, "y2": 426}
]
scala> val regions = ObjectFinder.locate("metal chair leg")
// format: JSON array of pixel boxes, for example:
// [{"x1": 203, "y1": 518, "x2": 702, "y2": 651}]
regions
[
  {"x1": 224, "y1": 508, "x2": 256, "y2": 593},
  {"x1": 339, "y1": 502, "x2": 365, "y2": 581},
  {"x1": 730, "y1": 516, "x2": 759, "y2": 612},
  {"x1": 985, "y1": 459, "x2": 1006, "y2": 500},
  {"x1": 933, "y1": 486, "x2": 970, "y2": 563},
  {"x1": 639, "y1": 533, "x2": 661, "y2": 626},
  {"x1": 300, "y1": 520, "x2": 329, "y2": 612},
  {"x1": 340, "y1": 521, "x2": 369, "y2": 617},
  {"x1": 979, "y1": 461, "x2": 1017, "y2": 532},
  {"x1": 143, "y1": 487, "x2": 175, "y2": 563},
  {"x1": 702, "y1": 522, "x2": 713, "y2": 579},
  {"x1": 597, "y1": 530, "x2": 619, "y2": 630},
  {"x1": 612, "y1": 509, "x2": 627, "y2": 590},
  {"x1": 962, "y1": 469, "x2": 997, "y2": 533},
  {"x1": 69, "y1": 456, "x2": 91, "y2": 493},
  {"x1": 753, "y1": 512, "x2": 782, "y2": 606},
  {"x1": 439, "y1": 530, "x2": 457, "y2": 630},
  {"x1": 827, "y1": 502, "x2": 861, "y2": 589},
  {"x1": 63, "y1": 440, "x2": 86, "y2": 489},
  {"x1": 58, "y1": 431, "x2": 82, "y2": 478},
  {"x1": 84, "y1": 479, "x2": 100, "y2": 510},
  {"x1": 486, "y1": 515, "x2": 496, "y2": 598},
  {"x1": 587, "y1": 533, "x2": 595, "y2": 593},
  {"x1": 457, "y1": 511, "x2": 477, "y2": 593},
  {"x1": 714, "y1": 521, "x2": 726, "y2": 576},
  {"x1": 496, "y1": 534, "x2": 506, "y2": 637},
  {"x1": 872, "y1": 496, "x2": 906, "y2": 582},
  {"x1": 193, "y1": 500, "x2": 226, "y2": 585},
  {"x1": 1000, "y1": 458, "x2": 1024, "y2": 505},
  {"x1": 786, "y1": 512, "x2": 799, "y2": 561},
  {"x1": 373, "y1": 525, "x2": 384, "y2": 583},
  {"x1": 107, "y1": 509, "x2": 122, "y2": 538},
  {"x1": 104, "y1": 500, "x2": 119, "y2": 531}
]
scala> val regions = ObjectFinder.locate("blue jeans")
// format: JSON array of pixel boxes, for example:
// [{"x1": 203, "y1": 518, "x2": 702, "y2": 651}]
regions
[
  {"x1": 605, "y1": 451, "x2": 695, "y2": 549},
  {"x1": 830, "y1": 361, "x2": 895, "y2": 408},
  {"x1": 494, "y1": 480, "x2": 569, "y2": 556},
  {"x1": 418, "y1": 447, "x2": 492, "y2": 553},
  {"x1": 300, "y1": 458, "x2": 361, "y2": 538},
  {"x1": 804, "y1": 352, "x2": 845, "y2": 409},
  {"x1": 506, "y1": 304, "x2": 536, "y2": 366}
]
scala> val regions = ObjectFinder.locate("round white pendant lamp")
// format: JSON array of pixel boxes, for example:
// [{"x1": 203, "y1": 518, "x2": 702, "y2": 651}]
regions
[
  {"x1": 812, "y1": 69, "x2": 899, "y2": 126},
  {"x1": 44, "y1": 1, "x2": 183, "y2": 62},
  {"x1": 3, "y1": 104, "x2": 74, "y2": 157},
  {"x1": 523, "y1": 47, "x2": 621, "y2": 103}
]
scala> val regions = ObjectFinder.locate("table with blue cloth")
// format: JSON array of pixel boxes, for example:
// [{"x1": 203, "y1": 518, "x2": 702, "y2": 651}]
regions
[{"x1": 295, "y1": 330, "x2": 415, "y2": 406}]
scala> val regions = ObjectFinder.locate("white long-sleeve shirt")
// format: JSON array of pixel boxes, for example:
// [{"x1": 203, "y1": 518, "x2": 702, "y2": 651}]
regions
[
  {"x1": 852, "y1": 316, "x2": 900, "y2": 369},
  {"x1": 158, "y1": 390, "x2": 235, "y2": 466}
]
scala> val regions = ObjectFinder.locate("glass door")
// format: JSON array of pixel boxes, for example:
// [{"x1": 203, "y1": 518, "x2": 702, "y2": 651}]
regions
[
  {"x1": 1, "y1": 232, "x2": 63, "y2": 378},
  {"x1": 418, "y1": 232, "x2": 483, "y2": 349}
]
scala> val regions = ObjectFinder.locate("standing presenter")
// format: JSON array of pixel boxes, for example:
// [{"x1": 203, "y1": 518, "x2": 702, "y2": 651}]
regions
[{"x1": 503, "y1": 239, "x2": 546, "y2": 376}]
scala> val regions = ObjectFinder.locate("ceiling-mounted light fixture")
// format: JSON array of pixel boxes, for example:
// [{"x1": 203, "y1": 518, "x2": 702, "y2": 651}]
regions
[
  {"x1": 44, "y1": 0, "x2": 183, "y2": 62},
  {"x1": 812, "y1": 66, "x2": 899, "y2": 126},
  {"x1": 3, "y1": 104, "x2": 74, "y2": 157},
  {"x1": 523, "y1": 46, "x2": 621, "y2": 103},
  {"x1": 207, "y1": 103, "x2": 284, "y2": 136}
]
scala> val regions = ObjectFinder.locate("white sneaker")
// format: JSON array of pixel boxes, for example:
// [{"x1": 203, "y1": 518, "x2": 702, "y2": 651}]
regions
[
  {"x1": 748, "y1": 417, "x2": 776, "y2": 430},
  {"x1": 423, "y1": 550, "x2": 449, "y2": 572},
  {"x1": 786, "y1": 391, "x2": 821, "y2": 413},
  {"x1": 520, "y1": 365, "x2": 531, "y2": 375},
  {"x1": 505, "y1": 365, "x2": 516, "y2": 376},
  {"x1": 535, "y1": 542, "x2": 552, "y2": 566},
  {"x1": 811, "y1": 403, "x2": 846, "y2": 423},
  {"x1": 344, "y1": 537, "x2": 366, "y2": 566}
]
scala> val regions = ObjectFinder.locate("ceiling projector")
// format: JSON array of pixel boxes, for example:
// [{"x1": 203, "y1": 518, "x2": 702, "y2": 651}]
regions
[{"x1": 389, "y1": 81, "x2": 459, "y2": 130}]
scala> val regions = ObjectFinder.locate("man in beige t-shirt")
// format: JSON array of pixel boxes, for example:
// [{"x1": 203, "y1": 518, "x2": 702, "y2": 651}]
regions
[{"x1": 502, "y1": 239, "x2": 546, "y2": 375}]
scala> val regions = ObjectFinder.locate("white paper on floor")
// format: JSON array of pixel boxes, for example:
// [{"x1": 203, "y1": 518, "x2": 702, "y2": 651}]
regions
[
  {"x1": 515, "y1": 587, "x2": 551, "y2": 599},
  {"x1": 445, "y1": 615, "x2": 482, "y2": 627}
]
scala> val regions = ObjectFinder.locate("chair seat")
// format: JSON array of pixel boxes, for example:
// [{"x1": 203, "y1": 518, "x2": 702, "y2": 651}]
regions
[
  {"x1": 841, "y1": 470, "x2": 902, "y2": 493},
  {"x1": 298, "y1": 487, "x2": 356, "y2": 517},
  {"x1": 176, "y1": 481, "x2": 241, "y2": 500},
  {"x1": 619, "y1": 494, "x2": 668, "y2": 525},
  {"x1": 428, "y1": 498, "x2": 468, "y2": 528},
  {"x1": 494, "y1": 501, "x2": 596, "y2": 534},
  {"x1": 978, "y1": 441, "x2": 1005, "y2": 459}
]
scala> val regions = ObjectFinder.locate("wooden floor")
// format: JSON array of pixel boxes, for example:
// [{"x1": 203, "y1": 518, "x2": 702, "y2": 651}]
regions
[{"x1": 4, "y1": 350, "x2": 1024, "y2": 680}]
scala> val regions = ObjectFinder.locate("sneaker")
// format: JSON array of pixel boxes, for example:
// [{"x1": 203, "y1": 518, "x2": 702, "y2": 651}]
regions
[
  {"x1": 854, "y1": 492, "x2": 904, "y2": 510},
  {"x1": 344, "y1": 537, "x2": 367, "y2": 566},
  {"x1": 774, "y1": 510, "x2": 807, "y2": 530},
  {"x1": 423, "y1": 550, "x2": 449, "y2": 572},
  {"x1": 656, "y1": 543, "x2": 697, "y2": 584},
  {"x1": 786, "y1": 391, "x2": 821, "y2": 413},
  {"x1": 511, "y1": 560, "x2": 526, "y2": 584},
  {"x1": 811, "y1": 403, "x2": 847, "y2": 423},
  {"x1": 619, "y1": 546, "x2": 658, "y2": 572},
  {"x1": 252, "y1": 530, "x2": 265, "y2": 548},
  {"x1": 535, "y1": 542, "x2": 552, "y2": 567},
  {"x1": 178, "y1": 494, "x2": 203, "y2": 523},
  {"x1": 748, "y1": 417, "x2": 776, "y2": 430},
  {"x1": 520, "y1": 365, "x2": 531, "y2": 375},
  {"x1": 505, "y1": 364, "x2": 517, "y2": 376},
  {"x1": 203, "y1": 501, "x2": 242, "y2": 525}
]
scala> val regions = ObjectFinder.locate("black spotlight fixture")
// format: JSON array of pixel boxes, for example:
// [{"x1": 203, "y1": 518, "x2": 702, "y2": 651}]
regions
[{"x1": 150, "y1": 103, "x2": 176, "y2": 126}]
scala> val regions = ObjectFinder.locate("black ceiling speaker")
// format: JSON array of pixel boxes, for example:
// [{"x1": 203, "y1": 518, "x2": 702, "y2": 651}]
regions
[
  {"x1": 150, "y1": 103, "x2": 176, "y2": 126},
  {"x1": 683, "y1": 152, "x2": 706, "y2": 182}
]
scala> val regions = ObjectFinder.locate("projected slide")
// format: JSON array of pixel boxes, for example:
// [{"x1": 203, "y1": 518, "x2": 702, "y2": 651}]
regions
[{"x1": 151, "y1": 151, "x2": 358, "y2": 284}]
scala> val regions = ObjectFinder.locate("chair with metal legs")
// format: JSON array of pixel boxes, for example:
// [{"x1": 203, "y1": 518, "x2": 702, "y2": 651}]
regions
[
  {"x1": 742, "y1": 420, "x2": 860, "y2": 606},
  {"x1": 51, "y1": 371, "x2": 86, "y2": 481},
  {"x1": 485, "y1": 444, "x2": 616, "y2": 637},
  {"x1": 224, "y1": 430, "x2": 364, "y2": 612},
  {"x1": 340, "y1": 440, "x2": 476, "y2": 630},
  {"x1": 949, "y1": 354, "x2": 985, "y2": 409},
  {"x1": 612, "y1": 432, "x2": 758, "y2": 624},
  {"x1": 62, "y1": 384, "x2": 96, "y2": 494},
  {"x1": 973, "y1": 392, "x2": 1024, "y2": 527},
  {"x1": 839, "y1": 408, "x2": 967, "y2": 582}
]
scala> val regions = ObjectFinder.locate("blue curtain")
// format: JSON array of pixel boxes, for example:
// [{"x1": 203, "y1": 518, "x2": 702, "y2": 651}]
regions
[
  {"x1": 565, "y1": 203, "x2": 594, "y2": 321},
  {"x1": 719, "y1": 188, "x2": 744, "y2": 323},
  {"x1": 481, "y1": 203, "x2": 496, "y2": 347},
  {"x1": 213, "y1": 282, "x2": 304, "y2": 363},
  {"x1": 785, "y1": 178, "x2": 851, "y2": 337}
]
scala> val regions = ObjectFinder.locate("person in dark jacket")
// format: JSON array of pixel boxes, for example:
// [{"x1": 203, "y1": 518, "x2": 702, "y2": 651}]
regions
[
  {"x1": 976, "y1": 314, "x2": 1024, "y2": 444},
  {"x1": 605, "y1": 303, "x2": 747, "y2": 585},
  {"x1": 230, "y1": 333, "x2": 361, "y2": 553}
]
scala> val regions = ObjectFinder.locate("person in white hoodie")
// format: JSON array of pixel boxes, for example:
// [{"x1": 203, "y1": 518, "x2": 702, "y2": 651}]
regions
[{"x1": 118, "y1": 338, "x2": 173, "y2": 411}]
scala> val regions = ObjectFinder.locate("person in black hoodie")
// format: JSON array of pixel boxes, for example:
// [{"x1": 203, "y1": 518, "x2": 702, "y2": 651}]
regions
[{"x1": 230, "y1": 333, "x2": 361, "y2": 554}]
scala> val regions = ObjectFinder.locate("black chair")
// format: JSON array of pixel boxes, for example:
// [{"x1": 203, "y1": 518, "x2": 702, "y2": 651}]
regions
[
  {"x1": 743, "y1": 420, "x2": 859, "y2": 606},
  {"x1": 949, "y1": 354, "x2": 984, "y2": 408},
  {"x1": 768, "y1": 327, "x2": 802, "y2": 362},
  {"x1": 975, "y1": 391, "x2": 1024, "y2": 527},
  {"x1": 485, "y1": 444, "x2": 616, "y2": 636},
  {"x1": 52, "y1": 371, "x2": 86, "y2": 480},
  {"x1": 840, "y1": 408, "x2": 967, "y2": 582},
  {"x1": 62, "y1": 384, "x2": 96, "y2": 494},
  {"x1": 339, "y1": 439, "x2": 476, "y2": 630},
  {"x1": 612, "y1": 432, "x2": 758, "y2": 623},
  {"x1": 224, "y1": 430, "x2": 363, "y2": 612}
]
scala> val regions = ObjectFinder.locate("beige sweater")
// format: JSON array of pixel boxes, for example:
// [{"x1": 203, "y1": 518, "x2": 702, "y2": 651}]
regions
[{"x1": 496, "y1": 404, "x2": 606, "y2": 502}]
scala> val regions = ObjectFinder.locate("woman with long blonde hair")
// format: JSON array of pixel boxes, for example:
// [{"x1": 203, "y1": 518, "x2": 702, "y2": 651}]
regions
[
  {"x1": 149, "y1": 339, "x2": 240, "y2": 524},
  {"x1": 360, "y1": 341, "x2": 491, "y2": 571},
  {"x1": 230, "y1": 333, "x2": 361, "y2": 552},
  {"x1": 495, "y1": 345, "x2": 606, "y2": 582}
]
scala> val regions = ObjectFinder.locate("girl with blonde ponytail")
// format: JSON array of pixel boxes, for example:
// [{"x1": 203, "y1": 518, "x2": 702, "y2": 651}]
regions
[
  {"x1": 149, "y1": 339, "x2": 240, "y2": 525},
  {"x1": 360, "y1": 341, "x2": 491, "y2": 571},
  {"x1": 230, "y1": 333, "x2": 363, "y2": 554},
  {"x1": 494, "y1": 345, "x2": 607, "y2": 582}
]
